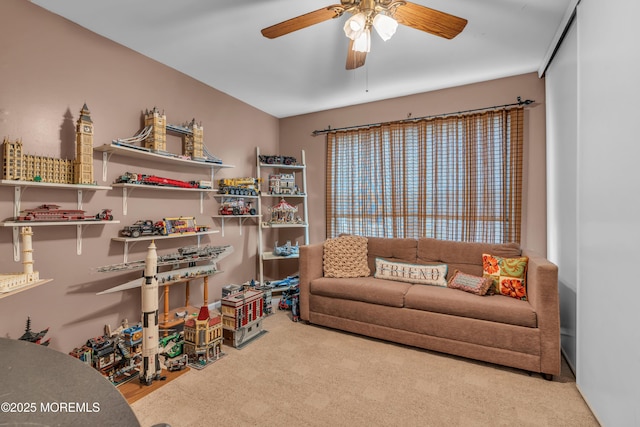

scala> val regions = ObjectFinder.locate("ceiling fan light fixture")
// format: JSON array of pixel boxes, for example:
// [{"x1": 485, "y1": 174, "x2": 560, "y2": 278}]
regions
[
  {"x1": 343, "y1": 12, "x2": 367, "y2": 40},
  {"x1": 372, "y1": 13, "x2": 398, "y2": 41},
  {"x1": 352, "y1": 28, "x2": 371, "y2": 53}
]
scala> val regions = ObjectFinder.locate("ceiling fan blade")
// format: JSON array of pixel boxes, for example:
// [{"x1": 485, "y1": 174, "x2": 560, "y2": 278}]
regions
[
  {"x1": 346, "y1": 39, "x2": 367, "y2": 70},
  {"x1": 393, "y1": 2, "x2": 467, "y2": 39},
  {"x1": 261, "y1": 5, "x2": 344, "y2": 39}
]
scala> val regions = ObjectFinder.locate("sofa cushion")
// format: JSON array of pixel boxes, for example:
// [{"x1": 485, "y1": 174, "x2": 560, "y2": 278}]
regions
[
  {"x1": 416, "y1": 238, "x2": 521, "y2": 279},
  {"x1": 366, "y1": 237, "x2": 418, "y2": 275},
  {"x1": 447, "y1": 270, "x2": 493, "y2": 296},
  {"x1": 374, "y1": 258, "x2": 448, "y2": 287},
  {"x1": 323, "y1": 235, "x2": 370, "y2": 278},
  {"x1": 404, "y1": 284, "x2": 537, "y2": 328},
  {"x1": 309, "y1": 277, "x2": 411, "y2": 308},
  {"x1": 482, "y1": 254, "x2": 529, "y2": 300}
]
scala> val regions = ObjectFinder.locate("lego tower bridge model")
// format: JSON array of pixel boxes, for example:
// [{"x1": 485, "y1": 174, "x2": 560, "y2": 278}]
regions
[{"x1": 94, "y1": 107, "x2": 233, "y2": 184}]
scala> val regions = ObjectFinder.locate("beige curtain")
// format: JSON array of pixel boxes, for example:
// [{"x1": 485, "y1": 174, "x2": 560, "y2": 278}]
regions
[{"x1": 326, "y1": 107, "x2": 524, "y2": 243}]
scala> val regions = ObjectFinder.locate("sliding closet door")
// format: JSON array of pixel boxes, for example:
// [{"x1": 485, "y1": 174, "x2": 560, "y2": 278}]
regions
[
  {"x1": 545, "y1": 18, "x2": 578, "y2": 372},
  {"x1": 576, "y1": 0, "x2": 640, "y2": 425}
]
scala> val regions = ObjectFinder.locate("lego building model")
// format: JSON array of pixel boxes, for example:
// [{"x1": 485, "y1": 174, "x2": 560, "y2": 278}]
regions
[
  {"x1": 111, "y1": 107, "x2": 222, "y2": 164},
  {"x1": 183, "y1": 305, "x2": 224, "y2": 369},
  {"x1": 2, "y1": 104, "x2": 94, "y2": 184},
  {"x1": 266, "y1": 198, "x2": 303, "y2": 225},
  {"x1": 254, "y1": 283, "x2": 274, "y2": 316},
  {"x1": 69, "y1": 320, "x2": 142, "y2": 386},
  {"x1": 18, "y1": 317, "x2": 50, "y2": 346},
  {"x1": 221, "y1": 286, "x2": 266, "y2": 349},
  {"x1": 0, "y1": 226, "x2": 46, "y2": 294},
  {"x1": 268, "y1": 173, "x2": 302, "y2": 195}
]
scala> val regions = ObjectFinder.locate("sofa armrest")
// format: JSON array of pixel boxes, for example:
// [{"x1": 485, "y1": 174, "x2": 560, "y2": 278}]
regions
[
  {"x1": 299, "y1": 243, "x2": 324, "y2": 322},
  {"x1": 523, "y1": 249, "x2": 561, "y2": 376}
]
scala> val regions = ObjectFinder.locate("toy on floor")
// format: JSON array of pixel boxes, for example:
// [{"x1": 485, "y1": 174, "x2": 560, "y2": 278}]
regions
[
  {"x1": 18, "y1": 317, "x2": 50, "y2": 346},
  {"x1": 69, "y1": 319, "x2": 142, "y2": 386},
  {"x1": 221, "y1": 286, "x2": 267, "y2": 348},
  {"x1": 278, "y1": 284, "x2": 300, "y2": 322},
  {"x1": 140, "y1": 241, "x2": 163, "y2": 385},
  {"x1": 183, "y1": 306, "x2": 225, "y2": 369}
]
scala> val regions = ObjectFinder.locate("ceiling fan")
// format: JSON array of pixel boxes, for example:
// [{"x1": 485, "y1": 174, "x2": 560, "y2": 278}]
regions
[{"x1": 261, "y1": 0, "x2": 467, "y2": 70}]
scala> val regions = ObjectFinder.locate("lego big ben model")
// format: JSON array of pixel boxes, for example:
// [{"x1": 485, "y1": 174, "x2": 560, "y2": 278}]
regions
[
  {"x1": 74, "y1": 103, "x2": 94, "y2": 185},
  {"x1": 2, "y1": 103, "x2": 95, "y2": 184}
]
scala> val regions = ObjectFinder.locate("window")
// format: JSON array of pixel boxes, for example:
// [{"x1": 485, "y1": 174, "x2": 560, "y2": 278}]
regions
[{"x1": 326, "y1": 107, "x2": 523, "y2": 244}]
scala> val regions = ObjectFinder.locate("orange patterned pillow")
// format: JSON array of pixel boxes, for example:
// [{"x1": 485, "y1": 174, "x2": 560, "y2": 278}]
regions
[{"x1": 482, "y1": 253, "x2": 528, "y2": 300}]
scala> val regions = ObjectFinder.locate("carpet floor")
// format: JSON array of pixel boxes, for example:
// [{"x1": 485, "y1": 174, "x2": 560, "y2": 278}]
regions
[{"x1": 131, "y1": 310, "x2": 599, "y2": 427}]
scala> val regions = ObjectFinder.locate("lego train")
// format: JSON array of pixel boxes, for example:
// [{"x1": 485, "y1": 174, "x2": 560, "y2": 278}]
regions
[
  {"x1": 115, "y1": 172, "x2": 212, "y2": 189},
  {"x1": 16, "y1": 204, "x2": 113, "y2": 221}
]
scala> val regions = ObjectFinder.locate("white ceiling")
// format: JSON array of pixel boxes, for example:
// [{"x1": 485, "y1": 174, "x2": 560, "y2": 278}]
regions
[{"x1": 30, "y1": 0, "x2": 571, "y2": 118}]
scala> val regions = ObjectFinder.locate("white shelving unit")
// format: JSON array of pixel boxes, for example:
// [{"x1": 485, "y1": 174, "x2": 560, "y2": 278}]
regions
[
  {"x1": 94, "y1": 143, "x2": 234, "y2": 183},
  {"x1": 0, "y1": 180, "x2": 113, "y2": 219},
  {"x1": 92, "y1": 142, "x2": 231, "y2": 262},
  {"x1": 111, "y1": 183, "x2": 217, "y2": 216},
  {"x1": 0, "y1": 180, "x2": 118, "y2": 260},
  {"x1": 94, "y1": 144, "x2": 235, "y2": 217},
  {"x1": 256, "y1": 147, "x2": 308, "y2": 286}
]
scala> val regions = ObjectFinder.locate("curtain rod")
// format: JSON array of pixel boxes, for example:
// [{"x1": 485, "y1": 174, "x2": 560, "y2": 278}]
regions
[{"x1": 311, "y1": 97, "x2": 534, "y2": 136}]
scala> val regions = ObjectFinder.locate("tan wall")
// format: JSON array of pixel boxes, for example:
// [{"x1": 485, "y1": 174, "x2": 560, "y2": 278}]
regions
[
  {"x1": 0, "y1": 0, "x2": 278, "y2": 352},
  {"x1": 279, "y1": 72, "x2": 547, "y2": 254}
]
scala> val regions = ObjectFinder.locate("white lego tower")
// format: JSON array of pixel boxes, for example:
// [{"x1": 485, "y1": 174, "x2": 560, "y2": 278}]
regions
[
  {"x1": 21, "y1": 226, "x2": 38, "y2": 281},
  {"x1": 140, "y1": 240, "x2": 162, "y2": 385}
]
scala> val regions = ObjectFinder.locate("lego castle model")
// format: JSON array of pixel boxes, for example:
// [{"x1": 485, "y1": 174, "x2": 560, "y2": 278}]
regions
[{"x1": 2, "y1": 104, "x2": 94, "y2": 184}]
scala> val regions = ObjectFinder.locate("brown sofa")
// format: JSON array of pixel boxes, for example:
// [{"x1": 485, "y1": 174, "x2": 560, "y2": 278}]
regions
[{"x1": 299, "y1": 237, "x2": 560, "y2": 379}]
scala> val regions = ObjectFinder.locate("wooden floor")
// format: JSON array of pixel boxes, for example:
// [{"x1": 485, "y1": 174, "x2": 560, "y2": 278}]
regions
[{"x1": 118, "y1": 367, "x2": 190, "y2": 404}]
